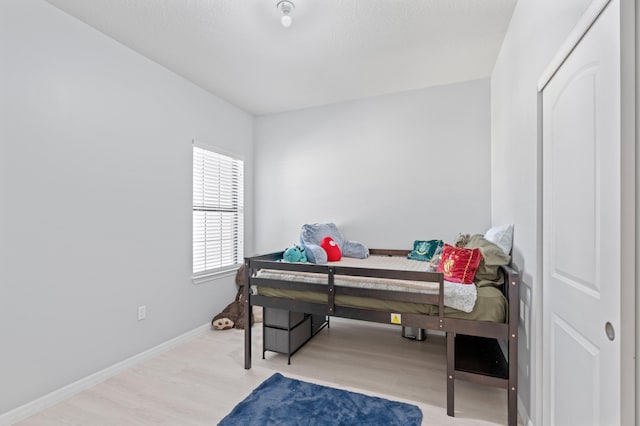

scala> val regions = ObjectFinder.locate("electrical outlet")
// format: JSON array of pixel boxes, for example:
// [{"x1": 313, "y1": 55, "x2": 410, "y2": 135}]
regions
[{"x1": 138, "y1": 305, "x2": 146, "y2": 321}]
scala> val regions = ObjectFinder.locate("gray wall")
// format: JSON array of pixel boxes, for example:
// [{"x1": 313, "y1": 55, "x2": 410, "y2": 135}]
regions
[
  {"x1": 0, "y1": 0, "x2": 253, "y2": 415},
  {"x1": 254, "y1": 79, "x2": 492, "y2": 254},
  {"x1": 490, "y1": 0, "x2": 592, "y2": 423}
]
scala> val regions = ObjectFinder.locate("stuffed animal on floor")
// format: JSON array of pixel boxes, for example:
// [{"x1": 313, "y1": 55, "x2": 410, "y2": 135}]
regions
[
  {"x1": 211, "y1": 264, "x2": 254, "y2": 330},
  {"x1": 283, "y1": 244, "x2": 307, "y2": 263}
]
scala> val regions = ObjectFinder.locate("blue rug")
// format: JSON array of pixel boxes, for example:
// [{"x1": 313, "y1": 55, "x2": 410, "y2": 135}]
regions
[{"x1": 219, "y1": 373, "x2": 422, "y2": 425}]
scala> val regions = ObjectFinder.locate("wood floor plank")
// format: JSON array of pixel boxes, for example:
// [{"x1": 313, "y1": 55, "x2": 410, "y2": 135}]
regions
[{"x1": 17, "y1": 318, "x2": 519, "y2": 425}]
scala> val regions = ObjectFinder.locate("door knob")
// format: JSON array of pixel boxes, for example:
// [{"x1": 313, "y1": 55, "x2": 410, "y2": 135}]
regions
[{"x1": 605, "y1": 322, "x2": 615, "y2": 341}]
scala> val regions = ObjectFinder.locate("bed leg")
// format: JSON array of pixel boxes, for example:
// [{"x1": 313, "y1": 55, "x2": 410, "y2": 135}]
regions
[
  {"x1": 507, "y1": 266, "x2": 519, "y2": 426},
  {"x1": 446, "y1": 332, "x2": 455, "y2": 417},
  {"x1": 244, "y1": 306, "x2": 251, "y2": 369},
  {"x1": 508, "y1": 382, "x2": 517, "y2": 426},
  {"x1": 244, "y1": 263, "x2": 252, "y2": 370},
  {"x1": 508, "y1": 327, "x2": 518, "y2": 425}
]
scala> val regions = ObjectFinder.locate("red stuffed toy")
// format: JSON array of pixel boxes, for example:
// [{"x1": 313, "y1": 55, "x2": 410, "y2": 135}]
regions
[{"x1": 321, "y1": 236, "x2": 342, "y2": 261}]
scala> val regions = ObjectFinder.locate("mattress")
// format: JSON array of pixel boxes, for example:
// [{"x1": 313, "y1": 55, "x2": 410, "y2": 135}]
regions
[{"x1": 254, "y1": 256, "x2": 507, "y2": 322}]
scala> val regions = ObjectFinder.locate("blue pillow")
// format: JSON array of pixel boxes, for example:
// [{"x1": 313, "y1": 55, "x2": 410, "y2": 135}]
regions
[{"x1": 407, "y1": 239, "x2": 444, "y2": 262}]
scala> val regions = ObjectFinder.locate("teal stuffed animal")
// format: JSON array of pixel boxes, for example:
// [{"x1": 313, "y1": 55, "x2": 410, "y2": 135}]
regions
[{"x1": 283, "y1": 245, "x2": 307, "y2": 263}]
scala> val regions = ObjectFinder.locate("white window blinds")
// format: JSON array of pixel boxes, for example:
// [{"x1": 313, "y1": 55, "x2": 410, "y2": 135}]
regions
[{"x1": 193, "y1": 144, "x2": 244, "y2": 277}]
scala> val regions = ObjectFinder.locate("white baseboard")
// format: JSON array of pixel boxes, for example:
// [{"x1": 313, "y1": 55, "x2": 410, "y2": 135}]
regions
[{"x1": 0, "y1": 323, "x2": 211, "y2": 426}]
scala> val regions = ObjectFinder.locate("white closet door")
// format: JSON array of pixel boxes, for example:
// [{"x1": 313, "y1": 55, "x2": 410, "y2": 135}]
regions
[{"x1": 541, "y1": 1, "x2": 621, "y2": 425}]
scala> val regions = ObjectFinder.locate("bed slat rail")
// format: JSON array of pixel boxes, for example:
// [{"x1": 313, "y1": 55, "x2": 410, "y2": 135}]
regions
[
  {"x1": 251, "y1": 259, "x2": 329, "y2": 273},
  {"x1": 333, "y1": 307, "x2": 444, "y2": 330},
  {"x1": 251, "y1": 277, "x2": 328, "y2": 294},
  {"x1": 333, "y1": 266, "x2": 441, "y2": 282},
  {"x1": 369, "y1": 248, "x2": 412, "y2": 256},
  {"x1": 334, "y1": 286, "x2": 442, "y2": 305},
  {"x1": 443, "y1": 318, "x2": 508, "y2": 339},
  {"x1": 251, "y1": 295, "x2": 329, "y2": 316}
]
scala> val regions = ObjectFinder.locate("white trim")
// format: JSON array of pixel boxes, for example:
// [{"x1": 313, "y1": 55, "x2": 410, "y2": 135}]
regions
[
  {"x1": 534, "y1": 90, "x2": 544, "y2": 426},
  {"x1": 192, "y1": 139, "x2": 244, "y2": 162},
  {"x1": 618, "y1": 5, "x2": 636, "y2": 426},
  {"x1": 0, "y1": 323, "x2": 211, "y2": 426},
  {"x1": 192, "y1": 264, "x2": 239, "y2": 285},
  {"x1": 537, "y1": 0, "x2": 611, "y2": 91}
]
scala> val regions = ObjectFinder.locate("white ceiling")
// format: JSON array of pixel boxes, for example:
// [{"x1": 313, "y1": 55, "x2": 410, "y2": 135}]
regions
[{"x1": 45, "y1": 0, "x2": 517, "y2": 116}]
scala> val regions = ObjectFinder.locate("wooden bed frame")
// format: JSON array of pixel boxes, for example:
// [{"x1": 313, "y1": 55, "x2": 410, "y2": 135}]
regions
[{"x1": 243, "y1": 248, "x2": 519, "y2": 426}]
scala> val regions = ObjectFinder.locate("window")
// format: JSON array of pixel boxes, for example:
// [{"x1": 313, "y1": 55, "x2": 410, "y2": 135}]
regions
[{"x1": 192, "y1": 142, "x2": 244, "y2": 277}]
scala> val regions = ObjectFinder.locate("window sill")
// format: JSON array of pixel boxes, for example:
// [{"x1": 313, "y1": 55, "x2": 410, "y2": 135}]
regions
[{"x1": 192, "y1": 265, "x2": 240, "y2": 285}]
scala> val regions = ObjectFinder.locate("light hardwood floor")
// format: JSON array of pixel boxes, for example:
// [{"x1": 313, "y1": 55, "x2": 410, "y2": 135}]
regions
[{"x1": 18, "y1": 318, "x2": 518, "y2": 425}]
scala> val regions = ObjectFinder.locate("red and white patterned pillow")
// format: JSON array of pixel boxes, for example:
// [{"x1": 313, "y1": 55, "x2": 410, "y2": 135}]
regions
[{"x1": 436, "y1": 244, "x2": 483, "y2": 284}]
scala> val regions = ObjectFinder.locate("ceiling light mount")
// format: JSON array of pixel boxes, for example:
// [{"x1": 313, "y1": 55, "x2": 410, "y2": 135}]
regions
[{"x1": 277, "y1": 0, "x2": 295, "y2": 28}]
